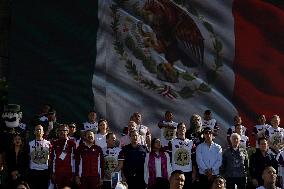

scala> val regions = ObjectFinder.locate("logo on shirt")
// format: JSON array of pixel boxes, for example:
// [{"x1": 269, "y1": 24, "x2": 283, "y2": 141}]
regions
[
  {"x1": 31, "y1": 147, "x2": 49, "y2": 164},
  {"x1": 174, "y1": 148, "x2": 190, "y2": 166},
  {"x1": 163, "y1": 127, "x2": 176, "y2": 140}
]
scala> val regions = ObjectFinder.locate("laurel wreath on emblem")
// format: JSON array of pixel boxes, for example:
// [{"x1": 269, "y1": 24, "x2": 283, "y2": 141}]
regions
[
  {"x1": 110, "y1": 0, "x2": 223, "y2": 99},
  {"x1": 174, "y1": 148, "x2": 190, "y2": 166}
]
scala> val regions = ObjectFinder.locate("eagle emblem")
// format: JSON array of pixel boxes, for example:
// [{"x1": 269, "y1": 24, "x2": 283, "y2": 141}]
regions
[{"x1": 110, "y1": 0, "x2": 223, "y2": 99}]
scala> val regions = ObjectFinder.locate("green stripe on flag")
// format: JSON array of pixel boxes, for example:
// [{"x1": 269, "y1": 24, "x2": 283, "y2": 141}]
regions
[{"x1": 8, "y1": 0, "x2": 98, "y2": 123}]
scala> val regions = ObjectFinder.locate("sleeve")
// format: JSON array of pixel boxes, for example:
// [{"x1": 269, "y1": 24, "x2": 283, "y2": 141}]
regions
[
  {"x1": 75, "y1": 144, "x2": 81, "y2": 176},
  {"x1": 244, "y1": 150, "x2": 249, "y2": 176},
  {"x1": 249, "y1": 153, "x2": 256, "y2": 179},
  {"x1": 252, "y1": 126, "x2": 258, "y2": 136},
  {"x1": 49, "y1": 140, "x2": 55, "y2": 174},
  {"x1": 71, "y1": 140, "x2": 77, "y2": 173},
  {"x1": 118, "y1": 147, "x2": 125, "y2": 161},
  {"x1": 144, "y1": 153, "x2": 149, "y2": 184},
  {"x1": 158, "y1": 120, "x2": 166, "y2": 129},
  {"x1": 265, "y1": 129, "x2": 269, "y2": 138},
  {"x1": 222, "y1": 150, "x2": 227, "y2": 174},
  {"x1": 196, "y1": 145, "x2": 207, "y2": 171},
  {"x1": 246, "y1": 136, "x2": 251, "y2": 148},
  {"x1": 191, "y1": 143, "x2": 197, "y2": 167},
  {"x1": 165, "y1": 152, "x2": 172, "y2": 178},
  {"x1": 212, "y1": 145, "x2": 222, "y2": 174},
  {"x1": 99, "y1": 147, "x2": 105, "y2": 178}
]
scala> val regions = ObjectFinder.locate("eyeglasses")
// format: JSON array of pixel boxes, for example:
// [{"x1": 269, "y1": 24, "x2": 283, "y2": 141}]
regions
[{"x1": 204, "y1": 131, "x2": 212, "y2": 134}]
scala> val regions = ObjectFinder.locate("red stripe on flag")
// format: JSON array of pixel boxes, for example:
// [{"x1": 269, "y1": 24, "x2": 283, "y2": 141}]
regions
[{"x1": 233, "y1": 0, "x2": 284, "y2": 145}]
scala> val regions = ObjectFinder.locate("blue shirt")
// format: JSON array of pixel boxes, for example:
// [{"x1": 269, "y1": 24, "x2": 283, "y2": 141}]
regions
[{"x1": 196, "y1": 142, "x2": 222, "y2": 175}]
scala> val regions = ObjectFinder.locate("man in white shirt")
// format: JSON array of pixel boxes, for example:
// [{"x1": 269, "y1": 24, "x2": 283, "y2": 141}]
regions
[
  {"x1": 102, "y1": 132, "x2": 122, "y2": 189},
  {"x1": 265, "y1": 115, "x2": 284, "y2": 153},
  {"x1": 81, "y1": 110, "x2": 98, "y2": 134},
  {"x1": 170, "y1": 122, "x2": 196, "y2": 189},
  {"x1": 158, "y1": 111, "x2": 178, "y2": 148},
  {"x1": 120, "y1": 121, "x2": 142, "y2": 147},
  {"x1": 202, "y1": 110, "x2": 219, "y2": 136},
  {"x1": 131, "y1": 112, "x2": 151, "y2": 149},
  {"x1": 196, "y1": 127, "x2": 222, "y2": 189},
  {"x1": 253, "y1": 114, "x2": 269, "y2": 148},
  {"x1": 28, "y1": 124, "x2": 51, "y2": 189}
]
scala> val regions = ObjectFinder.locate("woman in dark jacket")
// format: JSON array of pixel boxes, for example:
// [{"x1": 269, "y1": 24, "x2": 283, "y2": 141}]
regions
[{"x1": 6, "y1": 133, "x2": 29, "y2": 189}]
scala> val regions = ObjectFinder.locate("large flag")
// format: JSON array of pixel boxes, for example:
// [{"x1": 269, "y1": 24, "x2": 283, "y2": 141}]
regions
[{"x1": 8, "y1": 0, "x2": 284, "y2": 145}]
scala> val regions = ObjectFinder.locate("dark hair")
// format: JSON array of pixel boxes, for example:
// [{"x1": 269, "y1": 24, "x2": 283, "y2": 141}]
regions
[
  {"x1": 170, "y1": 170, "x2": 184, "y2": 178},
  {"x1": 68, "y1": 122, "x2": 76, "y2": 128},
  {"x1": 204, "y1": 109, "x2": 211, "y2": 115},
  {"x1": 16, "y1": 180, "x2": 31, "y2": 189},
  {"x1": 84, "y1": 130, "x2": 94, "y2": 137},
  {"x1": 88, "y1": 110, "x2": 97, "y2": 114},
  {"x1": 202, "y1": 127, "x2": 212, "y2": 134},
  {"x1": 11, "y1": 133, "x2": 25, "y2": 150},
  {"x1": 106, "y1": 132, "x2": 115, "y2": 139},
  {"x1": 234, "y1": 115, "x2": 241, "y2": 121},
  {"x1": 150, "y1": 138, "x2": 160, "y2": 150},
  {"x1": 98, "y1": 119, "x2": 109, "y2": 134},
  {"x1": 213, "y1": 175, "x2": 226, "y2": 186},
  {"x1": 177, "y1": 122, "x2": 186, "y2": 129},
  {"x1": 48, "y1": 108, "x2": 56, "y2": 115},
  {"x1": 165, "y1": 110, "x2": 172, "y2": 115},
  {"x1": 258, "y1": 136, "x2": 268, "y2": 145}
]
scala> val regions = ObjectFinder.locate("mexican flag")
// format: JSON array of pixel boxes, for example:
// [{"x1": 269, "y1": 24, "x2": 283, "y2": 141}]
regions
[{"x1": 8, "y1": 0, "x2": 284, "y2": 145}]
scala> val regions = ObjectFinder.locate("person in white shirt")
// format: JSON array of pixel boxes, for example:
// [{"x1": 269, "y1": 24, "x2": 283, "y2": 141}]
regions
[
  {"x1": 202, "y1": 110, "x2": 219, "y2": 137},
  {"x1": 158, "y1": 111, "x2": 178, "y2": 148},
  {"x1": 265, "y1": 115, "x2": 284, "y2": 153},
  {"x1": 95, "y1": 119, "x2": 109, "y2": 149},
  {"x1": 131, "y1": 112, "x2": 151, "y2": 149},
  {"x1": 144, "y1": 138, "x2": 171, "y2": 188},
  {"x1": 234, "y1": 124, "x2": 250, "y2": 149},
  {"x1": 256, "y1": 166, "x2": 280, "y2": 189},
  {"x1": 253, "y1": 114, "x2": 269, "y2": 148},
  {"x1": 196, "y1": 127, "x2": 222, "y2": 189},
  {"x1": 120, "y1": 121, "x2": 142, "y2": 147},
  {"x1": 227, "y1": 115, "x2": 248, "y2": 146},
  {"x1": 28, "y1": 124, "x2": 51, "y2": 189},
  {"x1": 170, "y1": 122, "x2": 196, "y2": 189},
  {"x1": 102, "y1": 132, "x2": 122, "y2": 189},
  {"x1": 81, "y1": 110, "x2": 98, "y2": 135}
]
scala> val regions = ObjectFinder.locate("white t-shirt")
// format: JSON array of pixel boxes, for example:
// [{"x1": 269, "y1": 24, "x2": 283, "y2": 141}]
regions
[
  {"x1": 202, "y1": 119, "x2": 217, "y2": 130},
  {"x1": 82, "y1": 121, "x2": 98, "y2": 132},
  {"x1": 171, "y1": 138, "x2": 194, "y2": 172},
  {"x1": 102, "y1": 147, "x2": 122, "y2": 181},
  {"x1": 254, "y1": 124, "x2": 269, "y2": 148},
  {"x1": 95, "y1": 133, "x2": 107, "y2": 149},
  {"x1": 266, "y1": 126, "x2": 284, "y2": 149},
  {"x1": 29, "y1": 139, "x2": 51, "y2": 170},
  {"x1": 137, "y1": 124, "x2": 150, "y2": 146},
  {"x1": 160, "y1": 121, "x2": 178, "y2": 147},
  {"x1": 239, "y1": 135, "x2": 249, "y2": 149}
]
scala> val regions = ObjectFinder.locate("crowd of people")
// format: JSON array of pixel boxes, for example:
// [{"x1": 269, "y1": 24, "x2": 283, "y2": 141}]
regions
[{"x1": 0, "y1": 104, "x2": 283, "y2": 189}]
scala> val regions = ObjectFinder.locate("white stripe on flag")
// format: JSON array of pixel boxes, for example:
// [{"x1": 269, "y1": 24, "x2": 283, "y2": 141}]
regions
[{"x1": 95, "y1": 0, "x2": 237, "y2": 145}]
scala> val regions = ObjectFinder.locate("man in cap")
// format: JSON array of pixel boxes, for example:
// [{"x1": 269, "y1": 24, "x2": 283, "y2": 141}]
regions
[{"x1": 196, "y1": 127, "x2": 222, "y2": 189}]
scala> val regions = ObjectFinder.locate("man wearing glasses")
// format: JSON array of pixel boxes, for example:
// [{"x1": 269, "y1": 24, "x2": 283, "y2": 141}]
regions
[
  {"x1": 50, "y1": 124, "x2": 77, "y2": 189},
  {"x1": 196, "y1": 127, "x2": 222, "y2": 189}
]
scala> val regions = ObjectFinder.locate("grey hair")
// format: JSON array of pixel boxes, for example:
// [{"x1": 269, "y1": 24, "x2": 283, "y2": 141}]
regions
[{"x1": 230, "y1": 133, "x2": 241, "y2": 142}]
